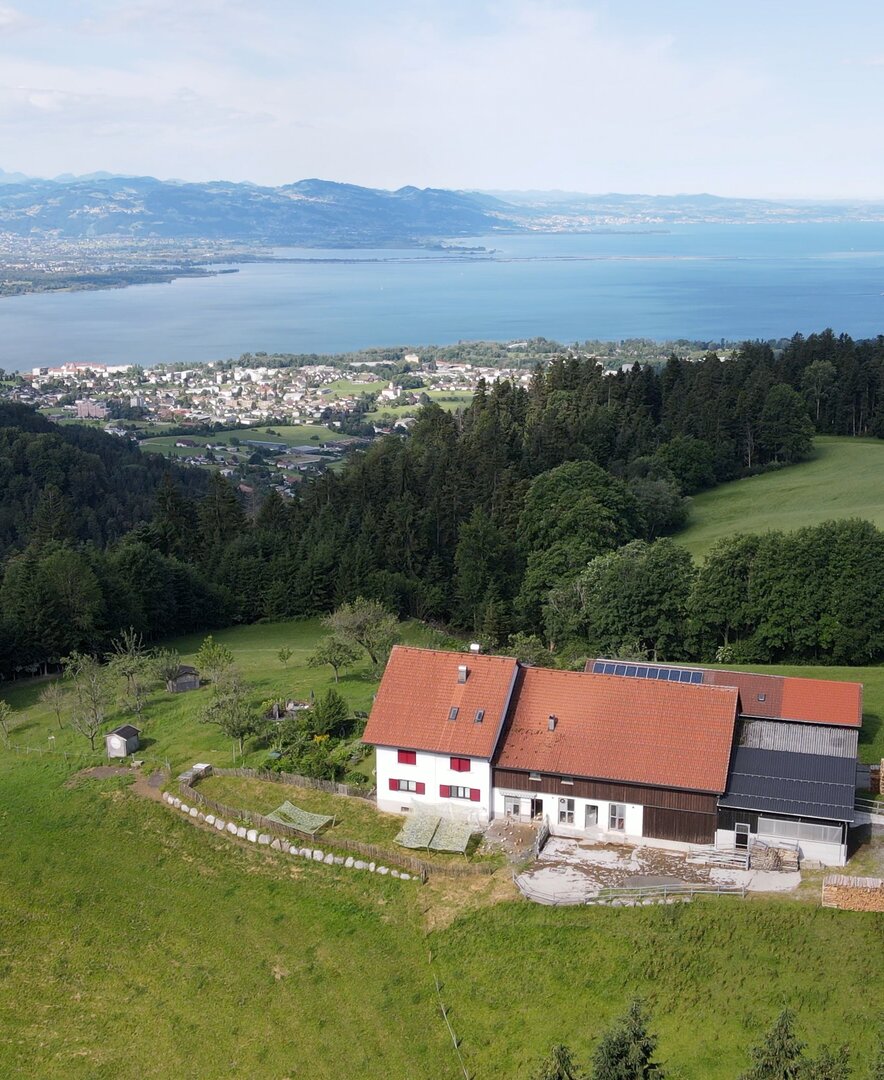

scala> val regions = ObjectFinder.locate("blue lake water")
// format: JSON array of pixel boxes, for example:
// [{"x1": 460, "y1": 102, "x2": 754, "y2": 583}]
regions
[{"x1": 4, "y1": 223, "x2": 884, "y2": 369}]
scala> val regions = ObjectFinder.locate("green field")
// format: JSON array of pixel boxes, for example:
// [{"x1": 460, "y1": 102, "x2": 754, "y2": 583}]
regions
[
  {"x1": 139, "y1": 424, "x2": 349, "y2": 458},
  {"x1": 365, "y1": 390, "x2": 473, "y2": 421},
  {"x1": 1, "y1": 619, "x2": 883, "y2": 1078},
  {"x1": 677, "y1": 436, "x2": 884, "y2": 557}
]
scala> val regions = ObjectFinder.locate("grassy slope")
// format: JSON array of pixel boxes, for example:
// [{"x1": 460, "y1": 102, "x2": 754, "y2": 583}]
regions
[
  {"x1": 677, "y1": 436, "x2": 884, "y2": 558},
  {"x1": 2, "y1": 619, "x2": 883, "y2": 1078}
]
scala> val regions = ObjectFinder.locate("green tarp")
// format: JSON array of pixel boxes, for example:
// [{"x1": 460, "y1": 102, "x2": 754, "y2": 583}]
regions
[
  {"x1": 266, "y1": 800, "x2": 333, "y2": 835},
  {"x1": 428, "y1": 818, "x2": 473, "y2": 854},
  {"x1": 394, "y1": 815, "x2": 440, "y2": 849}
]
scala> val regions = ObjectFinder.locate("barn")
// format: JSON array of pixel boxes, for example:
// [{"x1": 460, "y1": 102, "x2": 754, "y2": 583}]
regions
[
  {"x1": 362, "y1": 647, "x2": 863, "y2": 866},
  {"x1": 105, "y1": 724, "x2": 141, "y2": 759}
]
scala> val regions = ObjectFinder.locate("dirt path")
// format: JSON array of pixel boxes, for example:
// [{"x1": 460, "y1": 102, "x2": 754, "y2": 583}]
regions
[{"x1": 132, "y1": 770, "x2": 167, "y2": 803}]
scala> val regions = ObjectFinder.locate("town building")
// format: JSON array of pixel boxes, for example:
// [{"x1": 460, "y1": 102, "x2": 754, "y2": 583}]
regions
[{"x1": 362, "y1": 648, "x2": 863, "y2": 867}]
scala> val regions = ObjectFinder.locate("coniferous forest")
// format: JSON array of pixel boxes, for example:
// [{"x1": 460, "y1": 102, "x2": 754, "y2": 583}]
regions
[{"x1": 4, "y1": 328, "x2": 884, "y2": 678}]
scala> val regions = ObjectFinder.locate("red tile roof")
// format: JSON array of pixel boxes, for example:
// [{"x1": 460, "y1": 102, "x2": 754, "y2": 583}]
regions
[
  {"x1": 362, "y1": 646, "x2": 519, "y2": 759},
  {"x1": 702, "y1": 670, "x2": 862, "y2": 728},
  {"x1": 585, "y1": 660, "x2": 863, "y2": 728},
  {"x1": 495, "y1": 667, "x2": 739, "y2": 793}
]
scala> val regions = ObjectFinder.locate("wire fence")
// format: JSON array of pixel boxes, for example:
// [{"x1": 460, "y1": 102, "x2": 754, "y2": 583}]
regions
[{"x1": 211, "y1": 765, "x2": 376, "y2": 800}]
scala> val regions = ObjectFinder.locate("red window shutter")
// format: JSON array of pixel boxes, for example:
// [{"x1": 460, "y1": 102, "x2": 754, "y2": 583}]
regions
[
  {"x1": 461, "y1": 758, "x2": 471, "y2": 772},
  {"x1": 450, "y1": 757, "x2": 458, "y2": 771},
  {"x1": 440, "y1": 785, "x2": 450, "y2": 798},
  {"x1": 416, "y1": 782, "x2": 425, "y2": 795},
  {"x1": 398, "y1": 749, "x2": 416, "y2": 764},
  {"x1": 470, "y1": 788, "x2": 480, "y2": 802},
  {"x1": 389, "y1": 778, "x2": 399, "y2": 791}
]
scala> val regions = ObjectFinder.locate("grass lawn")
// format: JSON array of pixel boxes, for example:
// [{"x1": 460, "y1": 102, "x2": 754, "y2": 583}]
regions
[
  {"x1": 1, "y1": 617, "x2": 883, "y2": 1077},
  {"x1": 197, "y1": 774, "x2": 502, "y2": 867},
  {"x1": 364, "y1": 390, "x2": 473, "y2": 421},
  {"x1": 676, "y1": 436, "x2": 884, "y2": 558}
]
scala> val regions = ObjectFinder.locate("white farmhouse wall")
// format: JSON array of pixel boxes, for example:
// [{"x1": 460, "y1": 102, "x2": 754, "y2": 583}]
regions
[
  {"x1": 375, "y1": 746, "x2": 492, "y2": 821},
  {"x1": 491, "y1": 784, "x2": 644, "y2": 841}
]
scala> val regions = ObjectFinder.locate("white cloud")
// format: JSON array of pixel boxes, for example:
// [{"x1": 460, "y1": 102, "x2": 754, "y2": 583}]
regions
[{"x1": 0, "y1": 1, "x2": 880, "y2": 196}]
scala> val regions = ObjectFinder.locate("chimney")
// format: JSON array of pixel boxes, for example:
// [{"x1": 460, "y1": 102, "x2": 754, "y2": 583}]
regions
[
  {"x1": 469, "y1": 642, "x2": 481, "y2": 654},
  {"x1": 548, "y1": 715, "x2": 557, "y2": 731},
  {"x1": 457, "y1": 664, "x2": 468, "y2": 684}
]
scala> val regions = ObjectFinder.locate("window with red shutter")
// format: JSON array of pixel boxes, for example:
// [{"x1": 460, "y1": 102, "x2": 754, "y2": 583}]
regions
[
  {"x1": 440, "y1": 784, "x2": 450, "y2": 798},
  {"x1": 389, "y1": 778, "x2": 399, "y2": 791},
  {"x1": 450, "y1": 756, "x2": 471, "y2": 772},
  {"x1": 470, "y1": 788, "x2": 481, "y2": 802},
  {"x1": 398, "y1": 749, "x2": 416, "y2": 765},
  {"x1": 416, "y1": 782, "x2": 425, "y2": 795}
]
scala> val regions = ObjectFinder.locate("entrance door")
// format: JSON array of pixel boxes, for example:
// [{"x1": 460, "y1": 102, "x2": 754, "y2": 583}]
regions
[
  {"x1": 530, "y1": 798, "x2": 543, "y2": 820},
  {"x1": 504, "y1": 796, "x2": 521, "y2": 819},
  {"x1": 585, "y1": 804, "x2": 599, "y2": 828},
  {"x1": 735, "y1": 823, "x2": 750, "y2": 850}
]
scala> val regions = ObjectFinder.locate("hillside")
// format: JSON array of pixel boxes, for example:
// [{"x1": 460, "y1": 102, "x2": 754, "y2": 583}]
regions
[
  {"x1": 0, "y1": 618, "x2": 881, "y2": 1079},
  {"x1": 676, "y1": 436, "x2": 884, "y2": 557},
  {"x1": 0, "y1": 176, "x2": 515, "y2": 243}
]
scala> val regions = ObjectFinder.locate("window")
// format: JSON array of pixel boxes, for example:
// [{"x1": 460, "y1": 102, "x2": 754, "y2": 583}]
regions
[
  {"x1": 757, "y1": 693, "x2": 766, "y2": 703},
  {"x1": 474, "y1": 709, "x2": 485, "y2": 724},
  {"x1": 529, "y1": 772, "x2": 541, "y2": 783},
  {"x1": 558, "y1": 797, "x2": 575, "y2": 825},
  {"x1": 585, "y1": 804, "x2": 598, "y2": 827},
  {"x1": 440, "y1": 785, "x2": 480, "y2": 801},
  {"x1": 448, "y1": 706, "x2": 459, "y2": 721},
  {"x1": 450, "y1": 757, "x2": 471, "y2": 772},
  {"x1": 389, "y1": 779, "x2": 425, "y2": 794},
  {"x1": 561, "y1": 777, "x2": 574, "y2": 786},
  {"x1": 609, "y1": 803, "x2": 626, "y2": 831},
  {"x1": 397, "y1": 749, "x2": 416, "y2": 765}
]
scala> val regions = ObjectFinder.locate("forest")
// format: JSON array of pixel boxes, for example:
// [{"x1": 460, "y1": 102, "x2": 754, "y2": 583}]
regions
[{"x1": 3, "y1": 329, "x2": 884, "y2": 678}]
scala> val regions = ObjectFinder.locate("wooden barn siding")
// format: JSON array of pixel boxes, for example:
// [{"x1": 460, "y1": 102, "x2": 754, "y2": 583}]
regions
[{"x1": 492, "y1": 769, "x2": 718, "y2": 843}]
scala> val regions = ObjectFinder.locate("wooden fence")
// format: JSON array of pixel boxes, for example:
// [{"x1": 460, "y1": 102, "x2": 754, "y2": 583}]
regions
[
  {"x1": 180, "y1": 778, "x2": 495, "y2": 880},
  {"x1": 212, "y1": 766, "x2": 376, "y2": 800}
]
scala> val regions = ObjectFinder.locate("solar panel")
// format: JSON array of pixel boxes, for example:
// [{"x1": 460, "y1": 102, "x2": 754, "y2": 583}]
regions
[{"x1": 592, "y1": 660, "x2": 705, "y2": 685}]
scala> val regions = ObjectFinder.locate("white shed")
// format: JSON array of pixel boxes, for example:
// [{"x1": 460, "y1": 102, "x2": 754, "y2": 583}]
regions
[{"x1": 106, "y1": 724, "x2": 141, "y2": 759}]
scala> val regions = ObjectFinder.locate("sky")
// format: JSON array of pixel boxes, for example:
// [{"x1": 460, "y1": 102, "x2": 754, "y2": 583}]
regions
[{"x1": 1, "y1": 0, "x2": 883, "y2": 198}]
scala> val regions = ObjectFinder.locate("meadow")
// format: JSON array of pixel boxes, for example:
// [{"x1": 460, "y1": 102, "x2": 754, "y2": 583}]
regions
[
  {"x1": 139, "y1": 424, "x2": 349, "y2": 458},
  {"x1": 1, "y1": 618, "x2": 883, "y2": 1079},
  {"x1": 676, "y1": 436, "x2": 884, "y2": 558}
]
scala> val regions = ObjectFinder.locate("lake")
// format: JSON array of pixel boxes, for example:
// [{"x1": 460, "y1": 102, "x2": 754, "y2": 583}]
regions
[{"x1": 4, "y1": 223, "x2": 884, "y2": 369}]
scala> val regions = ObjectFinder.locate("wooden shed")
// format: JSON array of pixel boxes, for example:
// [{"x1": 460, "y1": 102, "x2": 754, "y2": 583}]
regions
[
  {"x1": 106, "y1": 724, "x2": 141, "y2": 759},
  {"x1": 167, "y1": 665, "x2": 200, "y2": 694}
]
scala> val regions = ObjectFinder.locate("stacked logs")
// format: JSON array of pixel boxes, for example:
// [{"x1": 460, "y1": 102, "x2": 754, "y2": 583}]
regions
[{"x1": 821, "y1": 874, "x2": 884, "y2": 912}]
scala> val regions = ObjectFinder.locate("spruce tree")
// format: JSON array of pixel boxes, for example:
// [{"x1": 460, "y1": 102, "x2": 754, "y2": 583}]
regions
[{"x1": 590, "y1": 999, "x2": 664, "y2": 1080}]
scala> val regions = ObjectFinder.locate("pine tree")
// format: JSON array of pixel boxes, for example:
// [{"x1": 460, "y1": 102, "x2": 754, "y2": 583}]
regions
[
  {"x1": 533, "y1": 1043, "x2": 582, "y2": 1080},
  {"x1": 590, "y1": 1000, "x2": 664, "y2": 1080},
  {"x1": 739, "y1": 1010, "x2": 805, "y2": 1080}
]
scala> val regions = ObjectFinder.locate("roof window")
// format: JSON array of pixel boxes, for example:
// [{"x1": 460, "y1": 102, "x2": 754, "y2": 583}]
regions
[
  {"x1": 757, "y1": 693, "x2": 766, "y2": 702},
  {"x1": 474, "y1": 709, "x2": 485, "y2": 724},
  {"x1": 448, "y1": 706, "x2": 459, "y2": 721}
]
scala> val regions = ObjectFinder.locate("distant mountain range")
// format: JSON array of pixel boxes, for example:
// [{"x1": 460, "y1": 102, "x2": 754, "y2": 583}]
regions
[{"x1": 1, "y1": 172, "x2": 883, "y2": 244}]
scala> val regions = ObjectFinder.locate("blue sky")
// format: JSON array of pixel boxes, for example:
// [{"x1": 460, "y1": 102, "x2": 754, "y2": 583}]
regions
[{"x1": 1, "y1": 1, "x2": 883, "y2": 197}]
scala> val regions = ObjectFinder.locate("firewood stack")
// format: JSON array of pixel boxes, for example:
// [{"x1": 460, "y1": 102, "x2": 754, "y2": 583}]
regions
[{"x1": 821, "y1": 874, "x2": 884, "y2": 912}]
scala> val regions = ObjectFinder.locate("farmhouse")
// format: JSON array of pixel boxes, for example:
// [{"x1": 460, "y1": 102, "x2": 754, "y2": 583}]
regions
[
  {"x1": 105, "y1": 724, "x2": 140, "y2": 758},
  {"x1": 362, "y1": 648, "x2": 863, "y2": 866}
]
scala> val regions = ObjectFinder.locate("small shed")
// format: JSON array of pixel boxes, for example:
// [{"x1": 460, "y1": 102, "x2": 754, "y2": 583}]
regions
[
  {"x1": 106, "y1": 724, "x2": 141, "y2": 759},
  {"x1": 167, "y1": 665, "x2": 200, "y2": 694}
]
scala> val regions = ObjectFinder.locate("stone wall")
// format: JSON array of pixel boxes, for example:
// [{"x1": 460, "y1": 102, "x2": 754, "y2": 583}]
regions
[
  {"x1": 161, "y1": 791, "x2": 417, "y2": 881},
  {"x1": 821, "y1": 874, "x2": 884, "y2": 912}
]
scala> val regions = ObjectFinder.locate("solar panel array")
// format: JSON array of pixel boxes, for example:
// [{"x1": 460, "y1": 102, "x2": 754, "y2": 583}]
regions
[{"x1": 591, "y1": 660, "x2": 704, "y2": 684}]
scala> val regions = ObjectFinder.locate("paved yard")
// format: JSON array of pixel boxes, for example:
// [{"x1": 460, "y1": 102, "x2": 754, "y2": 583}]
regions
[{"x1": 516, "y1": 837, "x2": 802, "y2": 904}]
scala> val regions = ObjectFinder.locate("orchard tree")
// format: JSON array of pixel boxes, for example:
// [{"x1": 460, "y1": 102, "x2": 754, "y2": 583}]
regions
[
  {"x1": 195, "y1": 635, "x2": 234, "y2": 684},
  {"x1": 200, "y1": 672, "x2": 259, "y2": 758},
  {"x1": 277, "y1": 646, "x2": 293, "y2": 668},
  {"x1": 324, "y1": 598, "x2": 399, "y2": 675},
  {"x1": 307, "y1": 635, "x2": 360, "y2": 683},
  {"x1": 62, "y1": 652, "x2": 113, "y2": 751},
  {"x1": 39, "y1": 680, "x2": 68, "y2": 730},
  {"x1": 107, "y1": 627, "x2": 151, "y2": 720},
  {"x1": 0, "y1": 700, "x2": 16, "y2": 747}
]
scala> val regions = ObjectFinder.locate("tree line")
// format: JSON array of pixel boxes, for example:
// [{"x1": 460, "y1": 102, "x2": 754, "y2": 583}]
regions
[
  {"x1": 529, "y1": 1001, "x2": 882, "y2": 1080},
  {"x1": 5, "y1": 330, "x2": 884, "y2": 678}
]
